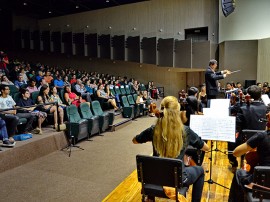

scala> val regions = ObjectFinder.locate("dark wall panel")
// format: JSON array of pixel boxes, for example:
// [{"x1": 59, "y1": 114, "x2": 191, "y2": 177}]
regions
[
  {"x1": 51, "y1": 32, "x2": 61, "y2": 53},
  {"x1": 73, "y1": 33, "x2": 84, "y2": 56},
  {"x1": 99, "y1": 34, "x2": 111, "y2": 59},
  {"x1": 32, "y1": 31, "x2": 40, "y2": 51},
  {"x1": 112, "y1": 35, "x2": 125, "y2": 60},
  {"x1": 174, "y1": 39, "x2": 191, "y2": 68},
  {"x1": 85, "y1": 33, "x2": 98, "y2": 58},
  {"x1": 126, "y1": 36, "x2": 140, "y2": 63},
  {"x1": 158, "y1": 38, "x2": 174, "y2": 67},
  {"x1": 41, "y1": 31, "x2": 50, "y2": 52},
  {"x1": 142, "y1": 37, "x2": 156, "y2": 65},
  {"x1": 192, "y1": 41, "x2": 210, "y2": 68},
  {"x1": 14, "y1": 29, "x2": 22, "y2": 50},
  {"x1": 62, "y1": 32, "x2": 72, "y2": 55},
  {"x1": 22, "y1": 30, "x2": 30, "y2": 50}
]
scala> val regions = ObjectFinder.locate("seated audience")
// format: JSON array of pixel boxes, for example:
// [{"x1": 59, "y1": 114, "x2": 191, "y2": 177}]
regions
[
  {"x1": 0, "y1": 84, "x2": 35, "y2": 142},
  {"x1": 44, "y1": 71, "x2": 54, "y2": 85},
  {"x1": 54, "y1": 75, "x2": 64, "y2": 90},
  {"x1": 14, "y1": 74, "x2": 27, "y2": 89},
  {"x1": 37, "y1": 85, "x2": 65, "y2": 130},
  {"x1": 63, "y1": 85, "x2": 86, "y2": 107},
  {"x1": 27, "y1": 78, "x2": 38, "y2": 94},
  {"x1": 35, "y1": 70, "x2": 43, "y2": 83},
  {"x1": 63, "y1": 76, "x2": 71, "y2": 87},
  {"x1": 50, "y1": 86, "x2": 66, "y2": 108},
  {"x1": 16, "y1": 88, "x2": 46, "y2": 134},
  {"x1": 75, "y1": 79, "x2": 91, "y2": 102},
  {"x1": 96, "y1": 84, "x2": 118, "y2": 111},
  {"x1": 0, "y1": 118, "x2": 15, "y2": 147},
  {"x1": 1, "y1": 75, "x2": 14, "y2": 85}
]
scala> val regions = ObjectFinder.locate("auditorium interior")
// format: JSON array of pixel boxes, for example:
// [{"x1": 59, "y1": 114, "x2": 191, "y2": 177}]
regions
[{"x1": 0, "y1": 0, "x2": 270, "y2": 201}]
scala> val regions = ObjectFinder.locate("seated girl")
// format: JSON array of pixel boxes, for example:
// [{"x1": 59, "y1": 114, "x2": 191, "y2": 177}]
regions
[
  {"x1": 63, "y1": 85, "x2": 86, "y2": 107},
  {"x1": 96, "y1": 84, "x2": 118, "y2": 111}
]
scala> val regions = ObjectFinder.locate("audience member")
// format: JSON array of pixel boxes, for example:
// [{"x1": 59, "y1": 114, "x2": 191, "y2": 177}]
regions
[
  {"x1": 0, "y1": 118, "x2": 15, "y2": 147},
  {"x1": 14, "y1": 74, "x2": 27, "y2": 89},
  {"x1": 63, "y1": 85, "x2": 85, "y2": 107}
]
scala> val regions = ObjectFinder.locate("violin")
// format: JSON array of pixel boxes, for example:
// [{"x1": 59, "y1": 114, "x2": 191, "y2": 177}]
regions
[
  {"x1": 149, "y1": 103, "x2": 157, "y2": 113},
  {"x1": 242, "y1": 148, "x2": 259, "y2": 173}
]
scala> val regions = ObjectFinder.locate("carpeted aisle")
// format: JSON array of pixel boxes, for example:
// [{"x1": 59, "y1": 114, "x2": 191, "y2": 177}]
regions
[{"x1": 0, "y1": 116, "x2": 157, "y2": 202}]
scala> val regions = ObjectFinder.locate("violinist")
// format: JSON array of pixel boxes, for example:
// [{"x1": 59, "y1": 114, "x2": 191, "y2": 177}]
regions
[
  {"x1": 228, "y1": 85, "x2": 267, "y2": 172},
  {"x1": 132, "y1": 96, "x2": 209, "y2": 202},
  {"x1": 228, "y1": 129, "x2": 270, "y2": 202}
]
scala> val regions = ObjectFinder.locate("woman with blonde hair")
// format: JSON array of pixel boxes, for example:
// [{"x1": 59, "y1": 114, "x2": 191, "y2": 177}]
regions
[{"x1": 132, "y1": 96, "x2": 209, "y2": 202}]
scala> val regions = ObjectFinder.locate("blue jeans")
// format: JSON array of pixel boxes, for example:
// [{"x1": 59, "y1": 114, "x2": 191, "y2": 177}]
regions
[
  {"x1": 183, "y1": 166, "x2": 205, "y2": 202},
  {"x1": 0, "y1": 119, "x2": 9, "y2": 141}
]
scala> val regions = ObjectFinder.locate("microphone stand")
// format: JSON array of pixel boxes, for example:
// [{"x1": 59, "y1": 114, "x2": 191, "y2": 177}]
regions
[{"x1": 61, "y1": 103, "x2": 84, "y2": 157}]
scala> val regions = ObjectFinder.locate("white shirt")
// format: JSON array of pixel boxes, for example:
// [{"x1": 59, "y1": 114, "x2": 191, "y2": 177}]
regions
[{"x1": 0, "y1": 95, "x2": 16, "y2": 109}]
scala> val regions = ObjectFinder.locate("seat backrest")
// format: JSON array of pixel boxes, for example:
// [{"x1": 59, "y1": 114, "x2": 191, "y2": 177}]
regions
[
  {"x1": 133, "y1": 94, "x2": 138, "y2": 103},
  {"x1": 8, "y1": 85, "x2": 19, "y2": 96},
  {"x1": 253, "y1": 166, "x2": 270, "y2": 199},
  {"x1": 139, "y1": 84, "x2": 146, "y2": 91},
  {"x1": 125, "y1": 85, "x2": 131, "y2": 95},
  {"x1": 120, "y1": 85, "x2": 126, "y2": 95},
  {"x1": 127, "y1": 95, "x2": 135, "y2": 105},
  {"x1": 121, "y1": 96, "x2": 130, "y2": 107},
  {"x1": 136, "y1": 155, "x2": 183, "y2": 188},
  {"x1": 66, "y1": 105, "x2": 82, "y2": 123},
  {"x1": 242, "y1": 130, "x2": 265, "y2": 143},
  {"x1": 12, "y1": 92, "x2": 21, "y2": 103},
  {"x1": 79, "y1": 102, "x2": 94, "y2": 119},
  {"x1": 114, "y1": 86, "x2": 121, "y2": 95},
  {"x1": 31, "y1": 91, "x2": 40, "y2": 104},
  {"x1": 109, "y1": 86, "x2": 116, "y2": 96},
  {"x1": 91, "y1": 100, "x2": 104, "y2": 116}
]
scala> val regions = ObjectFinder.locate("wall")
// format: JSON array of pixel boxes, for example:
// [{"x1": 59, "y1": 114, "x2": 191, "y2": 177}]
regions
[
  {"x1": 38, "y1": 0, "x2": 219, "y2": 43},
  {"x1": 219, "y1": 0, "x2": 270, "y2": 42},
  {"x1": 219, "y1": 40, "x2": 258, "y2": 87},
  {"x1": 11, "y1": 51, "x2": 187, "y2": 97},
  {"x1": 257, "y1": 37, "x2": 270, "y2": 83},
  {"x1": 12, "y1": 14, "x2": 38, "y2": 31}
]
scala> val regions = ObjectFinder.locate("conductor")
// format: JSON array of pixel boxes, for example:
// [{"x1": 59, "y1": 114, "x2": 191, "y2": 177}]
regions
[{"x1": 205, "y1": 59, "x2": 231, "y2": 99}]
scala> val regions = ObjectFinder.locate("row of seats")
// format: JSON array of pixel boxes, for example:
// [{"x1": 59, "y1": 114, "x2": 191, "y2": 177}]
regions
[{"x1": 66, "y1": 101, "x2": 114, "y2": 143}]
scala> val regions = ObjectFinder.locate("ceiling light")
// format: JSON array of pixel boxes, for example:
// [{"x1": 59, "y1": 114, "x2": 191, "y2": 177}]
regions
[
  {"x1": 106, "y1": 0, "x2": 109, "y2": 2},
  {"x1": 76, "y1": 5, "x2": 79, "y2": 9},
  {"x1": 23, "y1": 2, "x2": 27, "y2": 6},
  {"x1": 48, "y1": 11, "x2": 52, "y2": 14}
]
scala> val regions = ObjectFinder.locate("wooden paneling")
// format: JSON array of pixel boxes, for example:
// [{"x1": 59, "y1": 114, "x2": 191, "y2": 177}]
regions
[
  {"x1": 39, "y1": 0, "x2": 219, "y2": 44},
  {"x1": 192, "y1": 41, "x2": 211, "y2": 68},
  {"x1": 257, "y1": 37, "x2": 270, "y2": 83},
  {"x1": 174, "y1": 39, "x2": 192, "y2": 68}
]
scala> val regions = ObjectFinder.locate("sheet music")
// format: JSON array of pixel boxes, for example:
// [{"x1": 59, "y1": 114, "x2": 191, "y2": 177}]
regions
[
  {"x1": 190, "y1": 115, "x2": 235, "y2": 142},
  {"x1": 209, "y1": 99, "x2": 230, "y2": 116},
  {"x1": 261, "y1": 94, "x2": 270, "y2": 106}
]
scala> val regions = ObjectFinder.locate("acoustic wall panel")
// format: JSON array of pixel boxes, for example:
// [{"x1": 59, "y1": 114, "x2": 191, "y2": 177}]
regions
[
  {"x1": 99, "y1": 34, "x2": 111, "y2": 59},
  {"x1": 41, "y1": 31, "x2": 50, "y2": 52},
  {"x1": 73, "y1": 33, "x2": 84, "y2": 56},
  {"x1": 174, "y1": 39, "x2": 192, "y2": 68},
  {"x1": 157, "y1": 38, "x2": 174, "y2": 67},
  {"x1": 85, "y1": 33, "x2": 98, "y2": 58},
  {"x1": 126, "y1": 36, "x2": 140, "y2": 63},
  {"x1": 14, "y1": 29, "x2": 22, "y2": 50},
  {"x1": 62, "y1": 32, "x2": 72, "y2": 55},
  {"x1": 142, "y1": 37, "x2": 157, "y2": 65},
  {"x1": 31, "y1": 30, "x2": 40, "y2": 51},
  {"x1": 192, "y1": 41, "x2": 210, "y2": 68},
  {"x1": 51, "y1": 32, "x2": 61, "y2": 53},
  {"x1": 22, "y1": 30, "x2": 30, "y2": 50},
  {"x1": 112, "y1": 35, "x2": 125, "y2": 61}
]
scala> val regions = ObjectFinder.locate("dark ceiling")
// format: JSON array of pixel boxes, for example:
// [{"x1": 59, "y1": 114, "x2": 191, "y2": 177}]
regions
[{"x1": 1, "y1": 0, "x2": 149, "y2": 19}]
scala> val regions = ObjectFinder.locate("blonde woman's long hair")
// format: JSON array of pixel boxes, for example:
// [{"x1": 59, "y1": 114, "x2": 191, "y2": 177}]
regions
[{"x1": 153, "y1": 96, "x2": 184, "y2": 158}]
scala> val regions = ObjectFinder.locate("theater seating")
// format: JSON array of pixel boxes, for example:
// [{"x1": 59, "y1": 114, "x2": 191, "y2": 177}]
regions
[
  {"x1": 91, "y1": 100, "x2": 111, "y2": 132},
  {"x1": 66, "y1": 105, "x2": 88, "y2": 142},
  {"x1": 120, "y1": 96, "x2": 135, "y2": 119},
  {"x1": 79, "y1": 102, "x2": 100, "y2": 138}
]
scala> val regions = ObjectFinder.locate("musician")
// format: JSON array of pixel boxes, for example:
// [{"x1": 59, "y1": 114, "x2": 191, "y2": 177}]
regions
[
  {"x1": 228, "y1": 85, "x2": 267, "y2": 172},
  {"x1": 225, "y1": 82, "x2": 238, "y2": 99},
  {"x1": 228, "y1": 130, "x2": 270, "y2": 202},
  {"x1": 132, "y1": 96, "x2": 209, "y2": 202},
  {"x1": 205, "y1": 59, "x2": 231, "y2": 99}
]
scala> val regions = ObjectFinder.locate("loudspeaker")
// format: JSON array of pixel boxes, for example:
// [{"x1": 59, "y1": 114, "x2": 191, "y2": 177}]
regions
[
  {"x1": 245, "y1": 80, "x2": 256, "y2": 88},
  {"x1": 221, "y1": 0, "x2": 236, "y2": 17}
]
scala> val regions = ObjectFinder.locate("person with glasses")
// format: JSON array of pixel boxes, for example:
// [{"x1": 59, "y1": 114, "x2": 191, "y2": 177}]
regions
[{"x1": 0, "y1": 84, "x2": 35, "y2": 143}]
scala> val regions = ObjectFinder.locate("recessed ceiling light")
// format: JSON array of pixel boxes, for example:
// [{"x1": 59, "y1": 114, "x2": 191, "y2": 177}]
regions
[
  {"x1": 23, "y1": 2, "x2": 27, "y2": 6},
  {"x1": 48, "y1": 11, "x2": 52, "y2": 14},
  {"x1": 76, "y1": 5, "x2": 79, "y2": 9},
  {"x1": 106, "y1": 0, "x2": 109, "y2": 2}
]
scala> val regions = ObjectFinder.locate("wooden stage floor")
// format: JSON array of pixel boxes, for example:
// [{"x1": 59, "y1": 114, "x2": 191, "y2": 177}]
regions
[{"x1": 102, "y1": 141, "x2": 234, "y2": 202}]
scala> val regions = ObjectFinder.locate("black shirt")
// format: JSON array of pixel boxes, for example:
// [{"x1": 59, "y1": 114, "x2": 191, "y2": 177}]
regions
[
  {"x1": 247, "y1": 131, "x2": 270, "y2": 166},
  {"x1": 134, "y1": 125, "x2": 204, "y2": 160}
]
